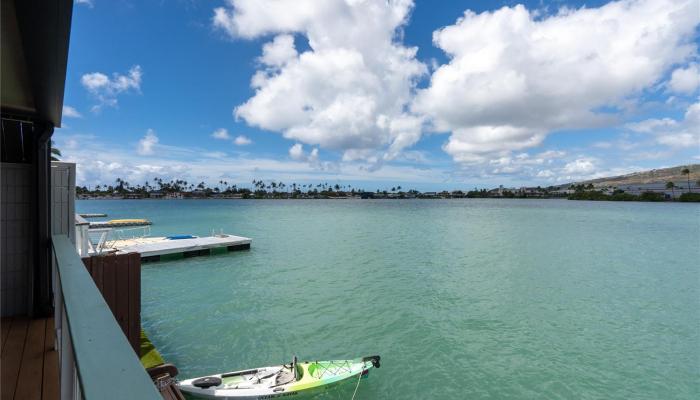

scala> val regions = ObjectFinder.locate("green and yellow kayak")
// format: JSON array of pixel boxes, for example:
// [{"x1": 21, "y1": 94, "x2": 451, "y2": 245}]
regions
[{"x1": 177, "y1": 355, "x2": 380, "y2": 399}]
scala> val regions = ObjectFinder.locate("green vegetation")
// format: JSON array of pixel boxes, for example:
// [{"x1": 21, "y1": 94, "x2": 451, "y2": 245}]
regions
[
  {"x1": 140, "y1": 329, "x2": 165, "y2": 369},
  {"x1": 568, "y1": 190, "x2": 664, "y2": 202},
  {"x1": 679, "y1": 193, "x2": 700, "y2": 202},
  {"x1": 50, "y1": 140, "x2": 61, "y2": 161},
  {"x1": 75, "y1": 176, "x2": 696, "y2": 202},
  {"x1": 681, "y1": 167, "x2": 691, "y2": 193},
  {"x1": 666, "y1": 181, "x2": 676, "y2": 200}
]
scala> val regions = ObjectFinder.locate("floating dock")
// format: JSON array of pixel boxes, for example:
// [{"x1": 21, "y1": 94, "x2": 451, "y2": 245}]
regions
[
  {"x1": 109, "y1": 234, "x2": 251, "y2": 262},
  {"x1": 90, "y1": 219, "x2": 152, "y2": 228}
]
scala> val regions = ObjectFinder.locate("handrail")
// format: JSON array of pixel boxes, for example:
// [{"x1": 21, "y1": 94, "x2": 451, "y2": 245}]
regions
[{"x1": 52, "y1": 234, "x2": 160, "y2": 399}]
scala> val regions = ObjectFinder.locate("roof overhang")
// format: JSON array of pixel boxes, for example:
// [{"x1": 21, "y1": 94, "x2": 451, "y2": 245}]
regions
[{"x1": 1, "y1": 0, "x2": 73, "y2": 127}]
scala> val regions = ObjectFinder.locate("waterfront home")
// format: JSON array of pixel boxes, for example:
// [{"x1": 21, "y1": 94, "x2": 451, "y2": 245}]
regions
[
  {"x1": 1, "y1": 1, "x2": 162, "y2": 398},
  {"x1": 165, "y1": 191, "x2": 184, "y2": 199},
  {"x1": 614, "y1": 182, "x2": 698, "y2": 199},
  {"x1": 149, "y1": 191, "x2": 164, "y2": 199}
]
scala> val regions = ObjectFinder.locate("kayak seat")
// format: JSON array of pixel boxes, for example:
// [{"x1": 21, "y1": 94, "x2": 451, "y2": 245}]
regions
[
  {"x1": 192, "y1": 376, "x2": 222, "y2": 389},
  {"x1": 275, "y1": 369, "x2": 295, "y2": 386}
]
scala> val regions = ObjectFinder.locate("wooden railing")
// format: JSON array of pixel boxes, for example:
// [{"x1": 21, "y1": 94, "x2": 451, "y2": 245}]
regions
[{"x1": 52, "y1": 234, "x2": 160, "y2": 400}]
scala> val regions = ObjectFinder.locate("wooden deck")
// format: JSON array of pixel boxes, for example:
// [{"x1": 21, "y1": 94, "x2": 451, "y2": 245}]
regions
[{"x1": 1, "y1": 317, "x2": 59, "y2": 400}]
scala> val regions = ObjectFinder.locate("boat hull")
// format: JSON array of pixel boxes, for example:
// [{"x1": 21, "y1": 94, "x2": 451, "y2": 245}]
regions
[{"x1": 178, "y1": 357, "x2": 379, "y2": 399}]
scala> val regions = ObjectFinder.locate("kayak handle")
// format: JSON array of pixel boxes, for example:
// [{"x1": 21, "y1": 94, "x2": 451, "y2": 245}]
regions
[{"x1": 361, "y1": 355, "x2": 381, "y2": 368}]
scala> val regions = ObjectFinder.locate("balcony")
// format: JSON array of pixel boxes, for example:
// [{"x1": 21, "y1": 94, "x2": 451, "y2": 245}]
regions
[{"x1": 49, "y1": 234, "x2": 160, "y2": 399}]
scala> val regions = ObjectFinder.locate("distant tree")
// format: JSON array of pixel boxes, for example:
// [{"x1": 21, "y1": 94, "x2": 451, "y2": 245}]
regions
[
  {"x1": 666, "y1": 181, "x2": 675, "y2": 200},
  {"x1": 681, "y1": 168, "x2": 691, "y2": 192},
  {"x1": 50, "y1": 140, "x2": 61, "y2": 161}
]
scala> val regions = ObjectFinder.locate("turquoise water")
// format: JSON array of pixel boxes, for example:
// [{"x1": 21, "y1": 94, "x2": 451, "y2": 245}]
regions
[{"x1": 77, "y1": 199, "x2": 700, "y2": 399}]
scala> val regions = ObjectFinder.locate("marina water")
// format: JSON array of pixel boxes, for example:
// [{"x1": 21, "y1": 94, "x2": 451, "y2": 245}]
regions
[{"x1": 77, "y1": 199, "x2": 700, "y2": 399}]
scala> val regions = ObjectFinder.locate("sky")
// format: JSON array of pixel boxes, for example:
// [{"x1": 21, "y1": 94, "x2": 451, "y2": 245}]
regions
[{"x1": 56, "y1": 0, "x2": 700, "y2": 191}]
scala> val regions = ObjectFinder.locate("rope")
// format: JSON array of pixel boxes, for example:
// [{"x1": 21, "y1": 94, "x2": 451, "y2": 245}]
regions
[{"x1": 350, "y1": 365, "x2": 363, "y2": 400}]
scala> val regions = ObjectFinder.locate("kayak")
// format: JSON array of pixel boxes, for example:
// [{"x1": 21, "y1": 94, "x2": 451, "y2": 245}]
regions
[{"x1": 178, "y1": 355, "x2": 380, "y2": 399}]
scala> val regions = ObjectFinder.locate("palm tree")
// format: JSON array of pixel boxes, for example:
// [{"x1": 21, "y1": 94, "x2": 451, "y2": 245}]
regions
[
  {"x1": 50, "y1": 140, "x2": 61, "y2": 161},
  {"x1": 681, "y1": 167, "x2": 691, "y2": 193},
  {"x1": 666, "y1": 181, "x2": 675, "y2": 200}
]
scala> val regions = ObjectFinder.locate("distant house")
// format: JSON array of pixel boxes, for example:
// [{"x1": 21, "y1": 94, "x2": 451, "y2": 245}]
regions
[
  {"x1": 148, "y1": 191, "x2": 164, "y2": 199},
  {"x1": 165, "y1": 192, "x2": 184, "y2": 199},
  {"x1": 189, "y1": 190, "x2": 207, "y2": 198},
  {"x1": 124, "y1": 193, "x2": 144, "y2": 199},
  {"x1": 615, "y1": 182, "x2": 696, "y2": 199}
]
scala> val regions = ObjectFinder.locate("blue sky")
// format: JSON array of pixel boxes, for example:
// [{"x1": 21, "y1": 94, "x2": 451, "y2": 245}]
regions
[{"x1": 57, "y1": 0, "x2": 699, "y2": 191}]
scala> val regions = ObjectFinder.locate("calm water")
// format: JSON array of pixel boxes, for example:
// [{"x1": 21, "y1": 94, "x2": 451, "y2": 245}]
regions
[{"x1": 77, "y1": 199, "x2": 700, "y2": 399}]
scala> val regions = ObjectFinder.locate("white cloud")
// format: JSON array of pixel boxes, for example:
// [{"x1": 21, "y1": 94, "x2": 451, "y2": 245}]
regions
[
  {"x1": 137, "y1": 129, "x2": 159, "y2": 155},
  {"x1": 54, "y1": 132, "x2": 448, "y2": 188},
  {"x1": 233, "y1": 135, "x2": 252, "y2": 145},
  {"x1": 259, "y1": 34, "x2": 297, "y2": 67},
  {"x1": 81, "y1": 65, "x2": 142, "y2": 111},
  {"x1": 486, "y1": 149, "x2": 566, "y2": 175},
  {"x1": 62, "y1": 105, "x2": 82, "y2": 118},
  {"x1": 288, "y1": 143, "x2": 306, "y2": 161},
  {"x1": 215, "y1": 0, "x2": 427, "y2": 164},
  {"x1": 563, "y1": 158, "x2": 597, "y2": 175},
  {"x1": 668, "y1": 63, "x2": 700, "y2": 95},
  {"x1": 627, "y1": 100, "x2": 700, "y2": 149},
  {"x1": 414, "y1": 0, "x2": 700, "y2": 162},
  {"x1": 76, "y1": 0, "x2": 93, "y2": 7},
  {"x1": 211, "y1": 128, "x2": 231, "y2": 140},
  {"x1": 288, "y1": 143, "x2": 322, "y2": 165}
]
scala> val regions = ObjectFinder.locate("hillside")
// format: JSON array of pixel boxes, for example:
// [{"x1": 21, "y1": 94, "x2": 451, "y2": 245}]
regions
[{"x1": 573, "y1": 164, "x2": 700, "y2": 187}]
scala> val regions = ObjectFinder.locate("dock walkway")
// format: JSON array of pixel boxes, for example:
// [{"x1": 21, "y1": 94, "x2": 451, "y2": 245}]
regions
[{"x1": 110, "y1": 234, "x2": 252, "y2": 261}]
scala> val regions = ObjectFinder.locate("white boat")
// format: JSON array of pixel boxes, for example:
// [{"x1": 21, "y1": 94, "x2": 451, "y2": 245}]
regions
[{"x1": 178, "y1": 355, "x2": 380, "y2": 399}]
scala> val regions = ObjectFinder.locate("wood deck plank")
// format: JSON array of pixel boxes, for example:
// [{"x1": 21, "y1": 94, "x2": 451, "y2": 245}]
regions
[
  {"x1": 14, "y1": 318, "x2": 47, "y2": 400},
  {"x1": 1, "y1": 318, "x2": 12, "y2": 353},
  {"x1": 41, "y1": 318, "x2": 59, "y2": 400},
  {"x1": 1, "y1": 317, "x2": 29, "y2": 400}
]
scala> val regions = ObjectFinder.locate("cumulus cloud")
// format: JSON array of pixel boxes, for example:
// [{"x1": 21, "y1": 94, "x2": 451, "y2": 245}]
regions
[
  {"x1": 259, "y1": 34, "x2": 298, "y2": 67},
  {"x1": 234, "y1": 135, "x2": 252, "y2": 145},
  {"x1": 211, "y1": 128, "x2": 231, "y2": 140},
  {"x1": 626, "y1": 100, "x2": 700, "y2": 149},
  {"x1": 81, "y1": 65, "x2": 142, "y2": 111},
  {"x1": 62, "y1": 105, "x2": 82, "y2": 118},
  {"x1": 668, "y1": 63, "x2": 700, "y2": 95},
  {"x1": 214, "y1": 0, "x2": 427, "y2": 164},
  {"x1": 562, "y1": 158, "x2": 597, "y2": 175},
  {"x1": 54, "y1": 132, "x2": 445, "y2": 188},
  {"x1": 414, "y1": 0, "x2": 700, "y2": 163},
  {"x1": 137, "y1": 129, "x2": 159, "y2": 155}
]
